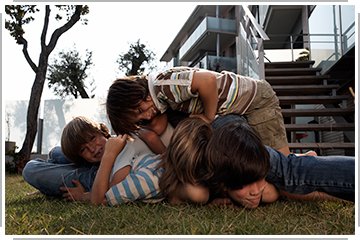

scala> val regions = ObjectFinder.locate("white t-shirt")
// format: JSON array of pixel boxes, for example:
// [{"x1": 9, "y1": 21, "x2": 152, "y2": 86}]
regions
[{"x1": 109, "y1": 122, "x2": 174, "y2": 182}]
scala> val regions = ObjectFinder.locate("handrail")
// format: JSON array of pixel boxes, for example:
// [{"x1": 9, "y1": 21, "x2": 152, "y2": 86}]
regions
[
  {"x1": 242, "y1": 6, "x2": 270, "y2": 41},
  {"x1": 238, "y1": 5, "x2": 270, "y2": 80}
]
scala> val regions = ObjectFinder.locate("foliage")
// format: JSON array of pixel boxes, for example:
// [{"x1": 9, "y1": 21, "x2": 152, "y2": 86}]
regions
[
  {"x1": 116, "y1": 39, "x2": 157, "y2": 76},
  {"x1": 5, "y1": 111, "x2": 11, "y2": 141},
  {"x1": 5, "y1": 146, "x2": 29, "y2": 174},
  {"x1": 5, "y1": 5, "x2": 39, "y2": 44},
  {"x1": 54, "y1": 5, "x2": 89, "y2": 25},
  {"x1": 296, "y1": 47, "x2": 310, "y2": 61},
  {"x1": 5, "y1": 173, "x2": 355, "y2": 235},
  {"x1": 47, "y1": 47, "x2": 96, "y2": 99},
  {"x1": 4, "y1": 5, "x2": 89, "y2": 159}
]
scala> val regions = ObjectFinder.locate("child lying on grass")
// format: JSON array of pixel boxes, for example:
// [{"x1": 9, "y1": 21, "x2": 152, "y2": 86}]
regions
[
  {"x1": 23, "y1": 116, "x2": 169, "y2": 206},
  {"x1": 159, "y1": 116, "x2": 355, "y2": 208},
  {"x1": 204, "y1": 120, "x2": 351, "y2": 209}
]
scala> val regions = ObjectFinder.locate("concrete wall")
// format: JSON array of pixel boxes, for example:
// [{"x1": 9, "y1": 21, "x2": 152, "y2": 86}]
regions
[{"x1": 5, "y1": 98, "x2": 110, "y2": 155}]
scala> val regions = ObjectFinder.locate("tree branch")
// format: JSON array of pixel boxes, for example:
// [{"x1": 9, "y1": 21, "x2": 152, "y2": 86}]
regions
[
  {"x1": 17, "y1": 37, "x2": 37, "y2": 72},
  {"x1": 41, "y1": 5, "x2": 51, "y2": 52},
  {"x1": 46, "y1": 5, "x2": 82, "y2": 54}
]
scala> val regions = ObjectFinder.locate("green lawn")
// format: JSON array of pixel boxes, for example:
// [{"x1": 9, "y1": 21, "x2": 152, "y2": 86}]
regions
[{"x1": 5, "y1": 173, "x2": 355, "y2": 235}]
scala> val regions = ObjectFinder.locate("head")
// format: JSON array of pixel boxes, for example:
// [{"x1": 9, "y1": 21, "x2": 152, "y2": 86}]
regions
[
  {"x1": 61, "y1": 116, "x2": 111, "y2": 165},
  {"x1": 204, "y1": 121, "x2": 270, "y2": 208},
  {"x1": 106, "y1": 75, "x2": 156, "y2": 135},
  {"x1": 159, "y1": 118, "x2": 213, "y2": 198}
]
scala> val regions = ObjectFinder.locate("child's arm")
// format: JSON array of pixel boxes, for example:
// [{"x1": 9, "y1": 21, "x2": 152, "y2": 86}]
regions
[
  {"x1": 190, "y1": 71, "x2": 218, "y2": 123},
  {"x1": 147, "y1": 113, "x2": 168, "y2": 136},
  {"x1": 90, "y1": 135, "x2": 128, "y2": 205},
  {"x1": 61, "y1": 165, "x2": 131, "y2": 202},
  {"x1": 138, "y1": 129, "x2": 166, "y2": 154},
  {"x1": 139, "y1": 113, "x2": 168, "y2": 154},
  {"x1": 261, "y1": 182, "x2": 280, "y2": 203},
  {"x1": 279, "y1": 189, "x2": 350, "y2": 202}
]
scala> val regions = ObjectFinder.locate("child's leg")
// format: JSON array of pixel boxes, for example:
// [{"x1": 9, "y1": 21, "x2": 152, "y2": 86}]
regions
[
  {"x1": 265, "y1": 146, "x2": 355, "y2": 202},
  {"x1": 245, "y1": 79, "x2": 290, "y2": 156},
  {"x1": 47, "y1": 146, "x2": 72, "y2": 164},
  {"x1": 22, "y1": 159, "x2": 99, "y2": 197}
]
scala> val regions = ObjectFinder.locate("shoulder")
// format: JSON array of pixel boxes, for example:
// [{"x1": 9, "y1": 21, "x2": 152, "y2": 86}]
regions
[{"x1": 261, "y1": 182, "x2": 279, "y2": 203}]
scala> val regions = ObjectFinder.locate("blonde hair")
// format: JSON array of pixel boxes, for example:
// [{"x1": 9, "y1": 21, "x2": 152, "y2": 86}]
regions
[
  {"x1": 158, "y1": 118, "x2": 213, "y2": 198},
  {"x1": 61, "y1": 116, "x2": 110, "y2": 165}
]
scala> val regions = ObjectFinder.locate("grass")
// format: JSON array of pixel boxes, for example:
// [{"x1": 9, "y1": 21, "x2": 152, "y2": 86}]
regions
[{"x1": 5, "y1": 173, "x2": 355, "y2": 235}]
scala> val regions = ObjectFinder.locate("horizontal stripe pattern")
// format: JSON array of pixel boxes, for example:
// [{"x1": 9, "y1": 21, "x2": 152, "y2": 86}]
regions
[{"x1": 105, "y1": 154, "x2": 164, "y2": 206}]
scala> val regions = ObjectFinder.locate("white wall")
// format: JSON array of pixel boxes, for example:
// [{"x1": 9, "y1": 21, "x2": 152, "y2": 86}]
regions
[
  {"x1": 4, "y1": 100, "x2": 37, "y2": 152},
  {"x1": 5, "y1": 98, "x2": 111, "y2": 154}
]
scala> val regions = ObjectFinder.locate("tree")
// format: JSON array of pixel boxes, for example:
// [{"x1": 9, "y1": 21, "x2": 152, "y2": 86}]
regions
[
  {"x1": 47, "y1": 47, "x2": 96, "y2": 99},
  {"x1": 5, "y1": 5, "x2": 89, "y2": 159},
  {"x1": 116, "y1": 39, "x2": 157, "y2": 76}
]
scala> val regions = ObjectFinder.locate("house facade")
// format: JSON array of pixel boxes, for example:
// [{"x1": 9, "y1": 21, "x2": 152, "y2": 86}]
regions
[{"x1": 160, "y1": 5, "x2": 355, "y2": 155}]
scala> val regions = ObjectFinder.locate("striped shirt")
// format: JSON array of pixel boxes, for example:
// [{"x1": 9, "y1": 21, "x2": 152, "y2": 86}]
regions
[
  {"x1": 148, "y1": 67, "x2": 257, "y2": 116},
  {"x1": 105, "y1": 154, "x2": 164, "y2": 206}
]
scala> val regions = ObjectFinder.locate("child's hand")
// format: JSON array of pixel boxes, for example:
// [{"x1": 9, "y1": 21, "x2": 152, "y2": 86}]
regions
[
  {"x1": 104, "y1": 134, "x2": 128, "y2": 160},
  {"x1": 60, "y1": 179, "x2": 88, "y2": 201}
]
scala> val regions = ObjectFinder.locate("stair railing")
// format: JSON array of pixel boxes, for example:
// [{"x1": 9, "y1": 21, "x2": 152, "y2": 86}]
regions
[{"x1": 238, "y1": 5, "x2": 270, "y2": 80}]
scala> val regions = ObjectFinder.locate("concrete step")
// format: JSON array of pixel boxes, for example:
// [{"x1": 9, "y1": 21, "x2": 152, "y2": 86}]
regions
[
  {"x1": 281, "y1": 108, "x2": 355, "y2": 117},
  {"x1": 284, "y1": 123, "x2": 355, "y2": 132}
]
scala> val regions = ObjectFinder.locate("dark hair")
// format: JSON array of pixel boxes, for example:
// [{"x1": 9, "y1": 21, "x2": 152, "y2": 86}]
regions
[
  {"x1": 158, "y1": 118, "x2": 213, "y2": 198},
  {"x1": 106, "y1": 75, "x2": 149, "y2": 135},
  {"x1": 204, "y1": 121, "x2": 270, "y2": 194},
  {"x1": 61, "y1": 116, "x2": 111, "y2": 166}
]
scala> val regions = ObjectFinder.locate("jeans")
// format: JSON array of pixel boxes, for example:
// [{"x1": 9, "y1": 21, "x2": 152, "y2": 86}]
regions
[
  {"x1": 23, "y1": 115, "x2": 355, "y2": 202},
  {"x1": 22, "y1": 146, "x2": 99, "y2": 197},
  {"x1": 211, "y1": 114, "x2": 355, "y2": 202}
]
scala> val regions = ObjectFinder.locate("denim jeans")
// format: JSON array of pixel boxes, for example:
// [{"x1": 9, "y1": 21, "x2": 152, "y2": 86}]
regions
[
  {"x1": 22, "y1": 146, "x2": 99, "y2": 197},
  {"x1": 23, "y1": 115, "x2": 355, "y2": 201},
  {"x1": 211, "y1": 114, "x2": 355, "y2": 202}
]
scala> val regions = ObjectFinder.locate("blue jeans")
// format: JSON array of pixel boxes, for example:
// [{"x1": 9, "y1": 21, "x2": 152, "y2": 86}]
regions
[
  {"x1": 211, "y1": 114, "x2": 355, "y2": 202},
  {"x1": 23, "y1": 116, "x2": 355, "y2": 202},
  {"x1": 22, "y1": 146, "x2": 99, "y2": 197}
]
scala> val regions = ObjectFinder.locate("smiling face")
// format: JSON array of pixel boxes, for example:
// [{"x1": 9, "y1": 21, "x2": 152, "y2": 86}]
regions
[
  {"x1": 79, "y1": 133, "x2": 107, "y2": 163},
  {"x1": 227, "y1": 179, "x2": 267, "y2": 209},
  {"x1": 133, "y1": 95, "x2": 159, "y2": 123}
]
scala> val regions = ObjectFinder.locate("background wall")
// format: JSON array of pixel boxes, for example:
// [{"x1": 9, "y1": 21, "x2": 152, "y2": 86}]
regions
[{"x1": 4, "y1": 98, "x2": 110, "y2": 154}]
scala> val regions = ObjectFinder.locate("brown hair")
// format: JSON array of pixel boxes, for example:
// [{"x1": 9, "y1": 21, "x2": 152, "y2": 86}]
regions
[
  {"x1": 106, "y1": 75, "x2": 149, "y2": 136},
  {"x1": 61, "y1": 116, "x2": 110, "y2": 165},
  {"x1": 204, "y1": 121, "x2": 270, "y2": 195},
  {"x1": 158, "y1": 118, "x2": 213, "y2": 198}
]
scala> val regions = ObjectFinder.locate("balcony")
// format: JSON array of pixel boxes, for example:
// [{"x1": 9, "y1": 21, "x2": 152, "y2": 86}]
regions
[
  {"x1": 179, "y1": 16, "x2": 237, "y2": 62},
  {"x1": 191, "y1": 53, "x2": 237, "y2": 73}
]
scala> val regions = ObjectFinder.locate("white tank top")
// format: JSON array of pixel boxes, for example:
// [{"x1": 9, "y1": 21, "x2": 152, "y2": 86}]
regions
[{"x1": 109, "y1": 123, "x2": 174, "y2": 182}]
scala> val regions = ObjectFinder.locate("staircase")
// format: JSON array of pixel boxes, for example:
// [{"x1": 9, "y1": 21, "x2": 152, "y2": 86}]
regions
[{"x1": 265, "y1": 61, "x2": 355, "y2": 156}]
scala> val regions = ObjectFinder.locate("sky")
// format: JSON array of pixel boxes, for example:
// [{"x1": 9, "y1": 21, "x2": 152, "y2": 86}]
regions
[{"x1": 2, "y1": 3, "x2": 198, "y2": 102}]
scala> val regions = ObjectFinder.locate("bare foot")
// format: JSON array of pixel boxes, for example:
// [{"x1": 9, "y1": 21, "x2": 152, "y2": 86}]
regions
[
  {"x1": 295, "y1": 150, "x2": 317, "y2": 157},
  {"x1": 26, "y1": 190, "x2": 42, "y2": 196}
]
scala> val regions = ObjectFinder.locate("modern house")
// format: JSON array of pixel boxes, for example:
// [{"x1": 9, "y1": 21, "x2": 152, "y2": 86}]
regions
[{"x1": 160, "y1": 5, "x2": 355, "y2": 156}]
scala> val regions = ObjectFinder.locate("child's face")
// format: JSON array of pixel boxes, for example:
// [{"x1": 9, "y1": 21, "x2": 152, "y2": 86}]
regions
[
  {"x1": 79, "y1": 133, "x2": 107, "y2": 163},
  {"x1": 227, "y1": 179, "x2": 267, "y2": 209},
  {"x1": 133, "y1": 94, "x2": 159, "y2": 123}
]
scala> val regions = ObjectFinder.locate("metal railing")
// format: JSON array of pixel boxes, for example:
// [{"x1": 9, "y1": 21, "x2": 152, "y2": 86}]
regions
[{"x1": 238, "y1": 5, "x2": 270, "y2": 80}]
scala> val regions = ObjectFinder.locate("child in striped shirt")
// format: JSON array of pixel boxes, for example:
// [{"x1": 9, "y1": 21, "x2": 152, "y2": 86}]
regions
[
  {"x1": 23, "y1": 116, "x2": 168, "y2": 206},
  {"x1": 106, "y1": 66, "x2": 291, "y2": 156}
]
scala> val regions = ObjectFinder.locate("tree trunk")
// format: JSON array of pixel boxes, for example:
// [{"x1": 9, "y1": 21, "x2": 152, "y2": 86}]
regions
[
  {"x1": 18, "y1": 54, "x2": 48, "y2": 159},
  {"x1": 17, "y1": 5, "x2": 83, "y2": 159}
]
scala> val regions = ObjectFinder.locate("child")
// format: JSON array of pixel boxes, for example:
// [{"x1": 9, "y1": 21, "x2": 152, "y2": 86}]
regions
[
  {"x1": 204, "y1": 120, "x2": 354, "y2": 209},
  {"x1": 158, "y1": 118, "x2": 213, "y2": 205},
  {"x1": 158, "y1": 115, "x2": 354, "y2": 207},
  {"x1": 106, "y1": 66, "x2": 291, "y2": 156},
  {"x1": 23, "y1": 116, "x2": 171, "y2": 206}
]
